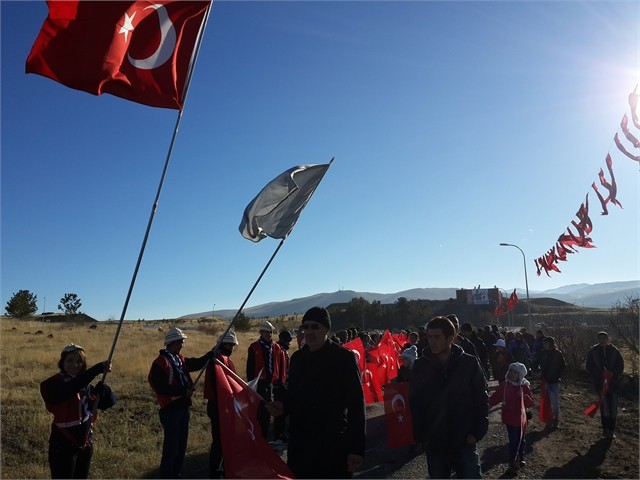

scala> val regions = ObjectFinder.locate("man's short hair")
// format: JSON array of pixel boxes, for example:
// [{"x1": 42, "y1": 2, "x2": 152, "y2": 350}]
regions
[
  {"x1": 460, "y1": 322, "x2": 474, "y2": 332},
  {"x1": 446, "y1": 314, "x2": 459, "y2": 330},
  {"x1": 426, "y1": 316, "x2": 456, "y2": 338},
  {"x1": 597, "y1": 331, "x2": 609, "y2": 338}
]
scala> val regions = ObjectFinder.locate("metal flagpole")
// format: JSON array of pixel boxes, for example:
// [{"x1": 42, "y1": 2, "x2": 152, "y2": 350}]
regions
[
  {"x1": 85, "y1": 2, "x2": 214, "y2": 443},
  {"x1": 192, "y1": 157, "x2": 334, "y2": 388},
  {"x1": 191, "y1": 237, "x2": 286, "y2": 388}
]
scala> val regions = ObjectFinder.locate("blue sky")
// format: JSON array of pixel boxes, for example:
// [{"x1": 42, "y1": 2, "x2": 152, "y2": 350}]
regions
[{"x1": 2, "y1": 1, "x2": 639, "y2": 321}]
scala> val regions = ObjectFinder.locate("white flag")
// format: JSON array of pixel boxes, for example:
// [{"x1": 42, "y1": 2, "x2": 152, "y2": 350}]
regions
[{"x1": 239, "y1": 163, "x2": 331, "y2": 242}]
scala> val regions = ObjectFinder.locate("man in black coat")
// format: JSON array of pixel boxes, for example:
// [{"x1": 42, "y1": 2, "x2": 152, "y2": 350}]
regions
[
  {"x1": 410, "y1": 316, "x2": 488, "y2": 479},
  {"x1": 586, "y1": 331, "x2": 625, "y2": 438},
  {"x1": 267, "y1": 307, "x2": 365, "y2": 479},
  {"x1": 538, "y1": 336, "x2": 566, "y2": 430}
]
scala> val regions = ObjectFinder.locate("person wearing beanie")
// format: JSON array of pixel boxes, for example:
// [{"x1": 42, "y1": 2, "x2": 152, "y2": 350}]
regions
[
  {"x1": 40, "y1": 344, "x2": 116, "y2": 479},
  {"x1": 538, "y1": 336, "x2": 566, "y2": 431},
  {"x1": 267, "y1": 306, "x2": 366, "y2": 478},
  {"x1": 409, "y1": 316, "x2": 488, "y2": 479},
  {"x1": 586, "y1": 331, "x2": 624, "y2": 438},
  {"x1": 148, "y1": 327, "x2": 213, "y2": 479},
  {"x1": 204, "y1": 330, "x2": 239, "y2": 478},
  {"x1": 489, "y1": 362, "x2": 535, "y2": 471},
  {"x1": 246, "y1": 320, "x2": 286, "y2": 440},
  {"x1": 394, "y1": 345, "x2": 418, "y2": 382}
]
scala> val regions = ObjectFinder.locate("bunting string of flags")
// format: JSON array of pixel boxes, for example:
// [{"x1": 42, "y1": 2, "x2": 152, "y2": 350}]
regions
[{"x1": 535, "y1": 86, "x2": 639, "y2": 277}]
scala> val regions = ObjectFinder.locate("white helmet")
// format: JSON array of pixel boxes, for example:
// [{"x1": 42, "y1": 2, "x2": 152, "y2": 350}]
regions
[
  {"x1": 258, "y1": 321, "x2": 275, "y2": 332},
  {"x1": 164, "y1": 327, "x2": 187, "y2": 346},
  {"x1": 218, "y1": 330, "x2": 239, "y2": 345}
]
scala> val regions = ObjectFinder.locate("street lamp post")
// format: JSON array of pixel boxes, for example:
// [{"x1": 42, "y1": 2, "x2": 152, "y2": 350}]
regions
[
  {"x1": 499, "y1": 243, "x2": 533, "y2": 333},
  {"x1": 212, "y1": 304, "x2": 215, "y2": 321}
]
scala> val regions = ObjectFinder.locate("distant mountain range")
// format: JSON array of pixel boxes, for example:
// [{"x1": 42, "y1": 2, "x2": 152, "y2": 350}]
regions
[{"x1": 182, "y1": 280, "x2": 639, "y2": 320}]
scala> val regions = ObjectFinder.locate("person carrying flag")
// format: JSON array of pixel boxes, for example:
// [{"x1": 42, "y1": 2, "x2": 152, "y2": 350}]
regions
[
  {"x1": 203, "y1": 330, "x2": 239, "y2": 478},
  {"x1": 267, "y1": 307, "x2": 366, "y2": 478},
  {"x1": 148, "y1": 327, "x2": 213, "y2": 479},
  {"x1": 538, "y1": 336, "x2": 566, "y2": 431},
  {"x1": 246, "y1": 321, "x2": 286, "y2": 439},
  {"x1": 586, "y1": 331, "x2": 624, "y2": 438},
  {"x1": 41, "y1": 343, "x2": 116, "y2": 479}
]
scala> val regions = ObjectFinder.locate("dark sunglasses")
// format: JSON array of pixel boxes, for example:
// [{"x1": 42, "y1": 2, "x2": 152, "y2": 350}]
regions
[{"x1": 301, "y1": 323, "x2": 322, "y2": 331}]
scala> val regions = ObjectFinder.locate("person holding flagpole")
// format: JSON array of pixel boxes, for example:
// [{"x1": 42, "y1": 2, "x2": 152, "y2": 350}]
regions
[
  {"x1": 246, "y1": 321, "x2": 286, "y2": 440},
  {"x1": 267, "y1": 307, "x2": 366, "y2": 479},
  {"x1": 148, "y1": 327, "x2": 213, "y2": 479},
  {"x1": 203, "y1": 330, "x2": 239, "y2": 478},
  {"x1": 585, "y1": 331, "x2": 624, "y2": 438},
  {"x1": 41, "y1": 343, "x2": 116, "y2": 479}
]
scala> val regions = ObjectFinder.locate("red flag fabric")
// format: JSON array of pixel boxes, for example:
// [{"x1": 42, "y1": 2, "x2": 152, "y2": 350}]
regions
[
  {"x1": 539, "y1": 379, "x2": 554, "y2": 424},
  {"x1": 361, "y1": 362, "x2": 383, "y2": 405},
  {"x1": 507, "y1": 289, "x2": 519, "y2": 311},
  {"x1": 214, "y1": 360, "x2": 294, "y2": 479},
  {"x1": 377, "y1": 330, "x2": 399, "y2": 384},
  {"x1": 383, "y1": 382, "x2": 415, "y2": 448},
  {"x1": 585, "y1": 368, "x2": 614, "y2": 417},
  {"x1": 343, "y1": 338, "x2": 365, "y2": 373},
  {"x1": 26, "y1": 1, "x2": 210, "y2": 109}
]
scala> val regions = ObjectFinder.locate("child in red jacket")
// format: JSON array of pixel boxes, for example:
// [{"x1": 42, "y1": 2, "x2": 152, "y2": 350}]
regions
[{"x1": 489, "y1": 362, "x2": 535, "y2": 471}]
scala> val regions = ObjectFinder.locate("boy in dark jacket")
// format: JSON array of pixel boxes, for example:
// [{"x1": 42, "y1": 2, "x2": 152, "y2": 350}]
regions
[
  {"x1": 538, "y1": 336, "x2": 566, "y2": 430},
  {"x1": 586, "y1": 331, "x2": 624, "y2": 438},
  {"x1": 410, "y1": 316, "x2": 488, "y2": 479}
]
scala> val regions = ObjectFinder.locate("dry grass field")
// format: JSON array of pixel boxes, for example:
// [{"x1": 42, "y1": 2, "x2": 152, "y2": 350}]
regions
[{"x1": 0, "y1": 317, "x2": 300, "y2": 479}]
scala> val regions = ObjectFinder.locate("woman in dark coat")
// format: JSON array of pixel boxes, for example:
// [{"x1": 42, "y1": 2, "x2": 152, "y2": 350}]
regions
[{"x1": 40, "y1": 343, "x2": 116, "y2": 479}]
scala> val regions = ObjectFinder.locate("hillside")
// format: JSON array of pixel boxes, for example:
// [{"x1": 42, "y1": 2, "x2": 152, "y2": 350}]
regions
[{"x1": 182, "y1": 281, "x2": 638, "y2": 320}]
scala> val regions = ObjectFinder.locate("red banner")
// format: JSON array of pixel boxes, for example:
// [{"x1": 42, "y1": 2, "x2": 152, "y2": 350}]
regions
[
  {"x1": 383, "y1": 382, "x2": 415, "y2": 448},
  {"x1": 214, "y1": 360, "x2": 294, "y2": 479}
]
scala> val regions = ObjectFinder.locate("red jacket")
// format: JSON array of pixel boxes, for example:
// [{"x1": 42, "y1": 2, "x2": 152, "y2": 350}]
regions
[
  {"x1": 148, "y1": 352, "x2": 193, "y2": 409},
  {"x1": 40, "y1": 363, "x2": 115, "y2": 447},
  {"x1": 247, "y1": 340, "x2": 286, "y2": 384},
  {"x1": 489, "y1": 381, "x2": 535, "y2": 427},
  {"x1": 42, "y1": 372, "x2": 93, "y2": 428}
]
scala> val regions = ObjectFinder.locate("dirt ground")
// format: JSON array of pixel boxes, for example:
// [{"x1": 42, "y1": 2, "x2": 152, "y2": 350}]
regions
[
  {"x1": 350, "y1": 372, "x2": 639, "y2": 480},
  {"x1": 485, "y1": 373, "x2": 639, "y2": 480}
]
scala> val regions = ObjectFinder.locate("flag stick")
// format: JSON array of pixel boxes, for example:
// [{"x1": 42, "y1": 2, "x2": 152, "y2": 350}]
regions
[
  {"x1": 85, "y1": 2, "x2": 214, "y2": 443},
  {"x1": 192, "y1": 237, "x2": 286, "y2": 388},
  {"x1": 193, "y1": 157, "x2": 334, "y2": 388}
]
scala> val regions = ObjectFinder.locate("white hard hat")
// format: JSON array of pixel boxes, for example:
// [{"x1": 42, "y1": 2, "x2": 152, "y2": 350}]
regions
[
  {"x1": 164, "y1": 327, "x2": 187, "y2": 346},
  {"x1": 218, "y1": 330, "x2": 239, "y2": 345},
  {"x1": 259, "y1": 321, "x2": 275, "y2": 332}
]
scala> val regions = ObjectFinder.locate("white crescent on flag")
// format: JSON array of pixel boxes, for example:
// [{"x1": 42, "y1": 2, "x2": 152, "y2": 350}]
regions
[
  {"x1": 127, "y1": 3, "x2": 177, "y2": 69},
  {"x1": 392, "y1": 393, "x2": 406, "y2": 413}
]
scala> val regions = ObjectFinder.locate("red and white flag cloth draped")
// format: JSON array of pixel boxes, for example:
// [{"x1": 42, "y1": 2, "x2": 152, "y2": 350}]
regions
[
  {"x1": 343, "y1": 337, "x2": 366, "y2": 373},
  {"x1": 214, "y1": 359, "x2": 294, "y2": 479},
  {"x1": 26, "y1": 1, "x2": 210, "y2": 109},
  {"x1": 383, "y1": 382, "x2": 415, "y2": 448},
  {"x1": 239, "y1": 163, "x2": 331, "y2": 242}
]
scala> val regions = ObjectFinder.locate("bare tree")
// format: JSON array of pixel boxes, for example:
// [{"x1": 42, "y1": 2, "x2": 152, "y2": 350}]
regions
[
  {"x1": 545, "y1": 311, "x2": 597, "y2": 372},
  {"x1": 609, "y1": 295, "x2": 639, "y2": 377}
]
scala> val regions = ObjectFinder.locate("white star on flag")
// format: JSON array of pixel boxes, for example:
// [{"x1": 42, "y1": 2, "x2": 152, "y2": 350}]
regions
[{"x1": 119, "y1": 11, "x2": 136, "y2": 42}]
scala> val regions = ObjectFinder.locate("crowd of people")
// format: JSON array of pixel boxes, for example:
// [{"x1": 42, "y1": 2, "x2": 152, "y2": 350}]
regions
[{"x1": 40, "y1": 310, "x2": 625, "y2": 479}]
